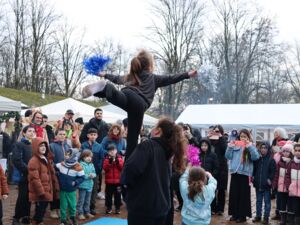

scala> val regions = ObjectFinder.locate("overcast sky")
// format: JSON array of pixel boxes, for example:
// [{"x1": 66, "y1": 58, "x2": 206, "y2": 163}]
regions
[{"x1": 51, "y1": 0, "x2": 300, "y2": 48}]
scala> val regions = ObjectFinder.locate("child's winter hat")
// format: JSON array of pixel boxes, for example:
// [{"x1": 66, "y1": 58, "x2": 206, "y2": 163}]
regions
[
  {"x1": 282, "y1": 142, "x2": 294, "y2": 155},
  {"x1": 64, "y1": 148, "x2": 79, "y2": 168}
]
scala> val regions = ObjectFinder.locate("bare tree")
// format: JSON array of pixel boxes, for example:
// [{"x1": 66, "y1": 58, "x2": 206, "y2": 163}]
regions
[
  {"x1": 284, "y1": 43, "x2": 300, "y2": 102},
  {"x1": 208, "y1": 0, "x2": 277, "y2": 103},
  {"x1": 146, "y1": 0, "x2": 205, "y2": 118},
  {"x1": 53, "y1": 22, "x2": 87, "y2": 97},
  {"x1": 28, "y1": 0, "x2": 58, "y2": 92}
]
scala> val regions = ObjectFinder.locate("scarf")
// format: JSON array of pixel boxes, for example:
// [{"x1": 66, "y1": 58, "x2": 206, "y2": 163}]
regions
[
  {"x1": 31, "y1": 123, "x2": 44, "y2": 138},
  {"x1": 282, "y1": 157, "x2": 291, "y2": 163},
  {"x1": 21, "y1": 137, "x2": 31, "y2": 144},
  {"x1": 294, "y1": 156, "x2": 300, "y2": 164}
]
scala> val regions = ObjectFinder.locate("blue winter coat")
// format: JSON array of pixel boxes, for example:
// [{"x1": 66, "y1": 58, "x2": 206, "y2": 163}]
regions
[
  {"x1": 80, "y1": 141, "x2": 104, "y2": 175},
  {"x1": 50, "y1": 140, "x2": 71, "y2": 164},
  {"x1": 253, "y1": 141, "x2": 276, "y2": 191},
  {"x1": 101, "y1": 136, "x2": 126, "y2": 155},
  {"x1": 180, "y1": 168, "x2": 217, "y2": 225},
  {"x1": 78, "y1": 161, "x2": 96, "y2": 191}
]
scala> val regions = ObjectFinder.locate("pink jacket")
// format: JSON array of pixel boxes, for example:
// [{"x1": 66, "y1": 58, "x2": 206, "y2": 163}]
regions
[
  {"x1": 273, "y1": 152, "x2": 281, "y2": 165},
  {"x1": 273, "y1": 157, "x2": 291, "y2": 193},
  {"x1": 286, "y1": 158, "x2": 300, "y2": 197}
]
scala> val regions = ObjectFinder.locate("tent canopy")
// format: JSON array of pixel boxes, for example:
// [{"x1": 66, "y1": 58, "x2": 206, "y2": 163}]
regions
[
  {"x1": 0, "y1": 96, "x2": 22, "y2": 112},
  {"x1": 100, "y1": 104, "x2": 158, "y2": 126},
  {"x1": 176, "y1": 104, "x2": 300, "y2": 129},
  {"x1": 21, "y1": 98, "x2": 126, "y2": 124}
]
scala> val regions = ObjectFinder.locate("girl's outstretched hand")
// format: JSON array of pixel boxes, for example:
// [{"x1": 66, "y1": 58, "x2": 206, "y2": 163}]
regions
[
  {"x1": 98, "y1": 71, "x2": 106, "y2": 77},
  {"x1": 188, "y1": 70, "x2": 197, "y2": 77}
]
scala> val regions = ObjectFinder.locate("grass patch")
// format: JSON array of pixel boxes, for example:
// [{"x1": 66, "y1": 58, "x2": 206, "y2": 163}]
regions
[{"x1": 0, "y1": 87, "x2": 106, "y2": 108}]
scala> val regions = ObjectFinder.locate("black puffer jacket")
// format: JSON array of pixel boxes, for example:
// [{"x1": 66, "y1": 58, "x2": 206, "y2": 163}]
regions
[
  {"x1": 199, "y1": 139, "x2": 219, "y2": 178},
  {"x1": 210, "y1": 136, "x2": 228, "y2": 190},
  {"x1": 12, "y1": 138, "x2": 32, "y2": 182},
  {"x1": 253, "y1": 141, "x2": 276, "y2": 191},
  {"x1": 79, "y1": 118, "x2": 109, "y2": 143}
]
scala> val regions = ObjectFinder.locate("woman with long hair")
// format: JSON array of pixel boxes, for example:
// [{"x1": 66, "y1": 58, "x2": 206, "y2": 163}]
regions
[
  {"x1": 122, "y1": 117, "x2": 187, "y2": 225},
  {"x1": 225, "y1": 129, "x2": 260, "y2": 223}
]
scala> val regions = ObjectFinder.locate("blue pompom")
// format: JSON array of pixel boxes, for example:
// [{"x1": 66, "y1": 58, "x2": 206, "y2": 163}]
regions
[{"x1": 83, "y1": 55, "x2": 111, "y2": 75}]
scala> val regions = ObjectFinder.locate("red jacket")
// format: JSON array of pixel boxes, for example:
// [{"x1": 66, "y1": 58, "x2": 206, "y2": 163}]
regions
[{"x1": 103, "y1": 155, "x2": 124, "y2": 184}]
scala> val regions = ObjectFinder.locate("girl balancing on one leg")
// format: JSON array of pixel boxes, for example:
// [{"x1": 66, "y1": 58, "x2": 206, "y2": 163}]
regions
[{"x1": 82, "y1": 50, "x2": 197, "y2": 159}]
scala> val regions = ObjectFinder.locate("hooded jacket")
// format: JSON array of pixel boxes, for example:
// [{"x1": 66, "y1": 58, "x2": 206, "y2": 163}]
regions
[
  {"x1": 56, "y1": 148, "x2": 85, "y2": 192},
  {"x1": 12, "y1": 137, "x2": 32, "y2": 182},
  {"x1": 253, "y1": 141, "x2": 276, "y2": 191},
  {"x1": 28, "y1": 138, "x2": 59, "y2": 202},
  {"x1": 122, "y1": 137, "x2": 172, "y2": 218},
  {"x1": 180, "y1": 168, "x2": 217, "y2": 225},
  {"x1": 199, "y1": 139, "x2": 219, "y2": 178}
]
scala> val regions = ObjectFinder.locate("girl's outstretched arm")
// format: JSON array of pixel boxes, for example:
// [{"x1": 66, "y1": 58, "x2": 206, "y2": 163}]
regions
[
  {"x1": 98, "y1": 72, "x2": 125, "y2": 85},
  {"x1": 154, "y1": 70, "x2": 196, "y2": 87}
]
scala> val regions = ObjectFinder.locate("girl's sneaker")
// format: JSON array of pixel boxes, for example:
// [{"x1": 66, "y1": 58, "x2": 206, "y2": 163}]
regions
[
  {"x1": 78, "y1": 214, "x2": 86, "y2": 220},
  {"x1": 50, "y1": 209, "x2": 59, "y2": 219},
  {"x1": 70, "y1": 217, "x2": 78, "y2": 225},
  {"x1": 60, "y1": 221, "x2": 67, "y2": 225},
  {"x1": 82, "y1": 80, "x2": 107, "y2": 98},
  {"x1": 85, "y1": 213, "x2": 94, "y2": 219},
  {"x1": 106, "y1": 209, "x2": 112, "y2": 214},
  {"x1": 115, "y1": 209, "x2": 121, "y2": 214}
]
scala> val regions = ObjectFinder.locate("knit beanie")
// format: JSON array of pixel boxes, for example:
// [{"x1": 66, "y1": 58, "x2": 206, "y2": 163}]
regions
[
  {"x1": 282, "y1": 143, "x2": 294, "y2": 155},
  {"x1": 64, "y1": 148, "x2": 79, "y2": 168}
]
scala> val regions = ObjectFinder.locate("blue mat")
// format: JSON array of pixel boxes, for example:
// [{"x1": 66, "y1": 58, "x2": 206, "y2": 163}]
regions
[{"x1": 84, "y1": 217, "x2": 127, "y2": 225}]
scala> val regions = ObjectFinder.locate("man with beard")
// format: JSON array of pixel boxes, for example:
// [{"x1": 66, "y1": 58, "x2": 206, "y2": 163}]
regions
[{"x1": 80, "y1": 108, "x2": 109, "y2": 144}]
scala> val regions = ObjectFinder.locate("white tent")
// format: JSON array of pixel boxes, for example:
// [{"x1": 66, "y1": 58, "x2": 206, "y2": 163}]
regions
[
  {"x1": 176, "y1": 104, "x2": 300, "y2": 130},
  {"x1": 101, "y1": 104, "x2": 158, "y2": 126},
  {"x1": 0, "y1": 96, "x2": 22, "y2": 112},
  {"x1": 21, "y1": 98, "x2": 126, "y2": 124}
]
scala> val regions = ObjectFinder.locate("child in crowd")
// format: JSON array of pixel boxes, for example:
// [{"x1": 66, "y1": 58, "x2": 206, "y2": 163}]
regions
[
  {"x1": 285, "y1": 143, "x2": 300, "y2": 224},
  {"x1": 199, "y1": 138, "x2": 219, "y2": 214},
  {"x1": 80, "y1": 128, "x2": 105, "y2": 214},
  {"x1": 49, "y1": 128, "x2": 71, "y2": 218},
  {"x1": 28, "y1": 138, "x2": 59, "y2": 225},
  {"x1": 179, "y1": 165, "x2": 217, "y2": 225},
  {"x1": 77, "y1": 150, "x2": 96, "y2": 220},
  {"x1": 225, "y1": 129, "x2": 260, "y2": 223},
  {"x1": 252, "y1": 141, "x2": 276, "y2": 224},
  {"x1": 0, "y1": 164, "x2": 9, "y2": 225},
  {"x1": 56, "y1": 148, "x2": 85, "y2": 225},
  {"x1": 103, "y1": 144, "x2": 124, "y2": 214},
  {"x1": 272, "y1": 143, "x2": 294, "y2": 225},
  {"x1": 82, "y1": 49, "x2": 197, "y2": 159},
  {"x1": 12, "y1": 125, "x2": 36, "y2": 225}
]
